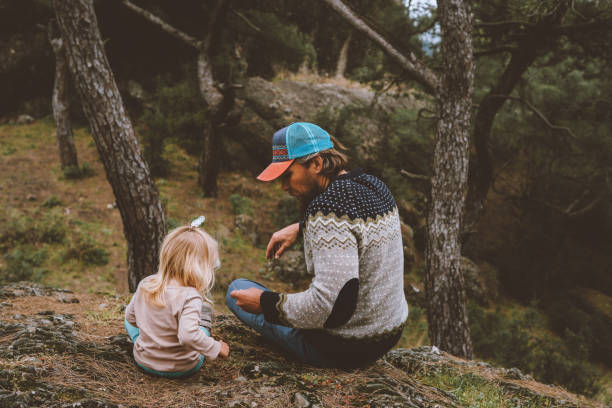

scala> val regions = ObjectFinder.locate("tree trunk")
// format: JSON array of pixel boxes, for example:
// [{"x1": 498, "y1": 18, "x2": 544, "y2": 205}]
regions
[
  {"x1": 53, "y1": 0, "x2": 166, "y2": 292},
  {"x1": 322, "y1": 0, "x2": 474, "y2": 358},
  {"x1": 335, "y1": 31, "x2": 352, "y2": 78},
  {"x1": 196, "y1": 0, "x2": 229, "y2": 197},
  {"x1": 48, "y1": 21, "x2": 78, "y2": 170},
  {"x1": 196, "y1": 47, "x2": 224, "y2": 197},
  {"x1": 464, "y1": 5, "x2": 570, "y2": 236},
  {"x1": 425, "y1": 0, "x2": 474, "y2": 359},
  {"x1": 121, "y1": 0, "x2": 232, "y2": 197}
]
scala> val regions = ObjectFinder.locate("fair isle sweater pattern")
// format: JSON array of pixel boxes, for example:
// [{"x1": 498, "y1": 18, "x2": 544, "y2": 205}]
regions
[{"x1": 261, "y1": 169, "x2": 409, "y2": 341}]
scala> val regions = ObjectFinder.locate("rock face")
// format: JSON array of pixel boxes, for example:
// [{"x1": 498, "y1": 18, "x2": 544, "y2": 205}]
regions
[
  {"x1": 264, "y1": 249, "x2": 309, "y2": 285},
  {"x1": 227, "y1": 77, "x2": 418, "y2": 174},
  {"x1": 0, "y1": 282, "x2": 600, "y2": 408}
]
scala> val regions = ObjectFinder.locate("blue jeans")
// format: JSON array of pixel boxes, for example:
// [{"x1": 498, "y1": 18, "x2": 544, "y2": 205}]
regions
[
  {"x1": 225, "y1": 278, "x2": 329, "y2": 367},
  {"x1": 124, "y1": 319, "x2": 207, "y2": 378}
]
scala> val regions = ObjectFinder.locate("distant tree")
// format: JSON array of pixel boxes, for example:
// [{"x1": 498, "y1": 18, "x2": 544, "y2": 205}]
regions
[
  {"x1": 464, "y1": 0, "x2": 612, "y2": 234},
  {"x1": 53, "y1": 0, "x2": 166, "y2": 291},
  {"x1": 335, "y1": 31, "x2": 352, "y2": 78},
  {"x1": 322, "y1": 0, "x2": 474, "y2": 358},
  {"x1": 121, "y1": 0, "x2": 232, "y2": 197},
  {"x1": 48, "y1": 20, "x2": 78, "y2": 171}
]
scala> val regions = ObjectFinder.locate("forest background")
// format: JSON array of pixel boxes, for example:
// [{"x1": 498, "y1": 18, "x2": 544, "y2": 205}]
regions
[{"x1": 0, "y1": 0, "x2": 611, "y2": 404}]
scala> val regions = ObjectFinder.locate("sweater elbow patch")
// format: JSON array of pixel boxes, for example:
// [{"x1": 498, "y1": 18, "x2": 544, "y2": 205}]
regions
[
  {"x1": 261, "y1": 291, "x2": 288, "y2": 325},
  {"x1": 324, "y1": 278, "x2": 359, "y2": 329}
]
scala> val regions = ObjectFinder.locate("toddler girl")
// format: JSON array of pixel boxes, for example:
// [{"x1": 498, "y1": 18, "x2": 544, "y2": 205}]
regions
[{"x1": 125, "y1": 224, "x2": 229, "y2": 378}]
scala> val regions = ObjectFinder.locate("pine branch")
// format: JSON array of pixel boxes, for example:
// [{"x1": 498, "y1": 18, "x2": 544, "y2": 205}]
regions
[
  {"x1": 401, "y1": 169, "x2": 430, "y2": 182},
  {"x1": 474, "y1": 46, "x2": 518, "y2": 58},
  {"x1": 231, "y1": 9, "x2": 262, "y2": 33},
  {"x1": 121, "y1": 0, "x2": 201, "y2": 49},
  {"x1": 321, "y1": 0, "x2": 439, "y2": 95},
  {"x1": 490, "y1": 95, "x2": 577, "y2": 139}
]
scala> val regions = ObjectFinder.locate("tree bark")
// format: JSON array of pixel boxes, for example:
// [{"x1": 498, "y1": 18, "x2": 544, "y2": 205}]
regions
[
  {"x1": 335, "y1": 31, "x2": 352, "y2": 78},
  {"x1": 48, "y1": 21, "x2": 78, "y2": 170},
  {"x1": 425, "y1": 0, "x2": 474, "y2": 359},
  {"x1": 322, "y1": 0, "x2": 474, "y2": 358},
  {"x1": 196, "y1": 0, "x2": 229, "y2": 197},
  {"x1": 53, "y1": 0, "x2": 166, "y2": 292}
]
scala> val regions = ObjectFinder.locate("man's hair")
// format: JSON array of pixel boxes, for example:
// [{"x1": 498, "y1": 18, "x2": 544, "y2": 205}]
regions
[{"x1": 296, "y1": 136, "x2": 349, "y2": 178}]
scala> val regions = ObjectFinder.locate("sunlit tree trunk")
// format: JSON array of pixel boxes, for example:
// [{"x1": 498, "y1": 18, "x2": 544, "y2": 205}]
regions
[
  {"x1": 322, "y1": 0, "x2": 474, "y2": 358},
  {"x1": 53, "y1": 0, "x2": 166, "y2": 291},
  {"x1": 335, "y1": 31, "x2": 352, "y2": 78},
  {"x1": 425, "y1": 0, "x2": 474, "y2": 359}
]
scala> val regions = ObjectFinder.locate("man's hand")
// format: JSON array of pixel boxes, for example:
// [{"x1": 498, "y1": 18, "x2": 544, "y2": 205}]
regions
[
  {"x1": 230, "y1": 288, "x2": 264, "y2": 314},
  {"x1": 218, "y1": 341, "x2": 230, "y2": 359},
  {"x1": 266, "y1": 223, "x2": 300, "y2": 259}
]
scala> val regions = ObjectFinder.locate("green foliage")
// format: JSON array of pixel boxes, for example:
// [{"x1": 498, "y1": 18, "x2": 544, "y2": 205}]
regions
[
  {"x1": 482, "y1": 52, "x2": 612, "y2": 299},
  {"x1": 166, "y1": 217, "x2": 181, "y2": 232},
  {"x1": 36, "y1": 211, "x2": 67, "y2": 244},
  {"x1": 0, "y1": 209, "x2": 34, "y2": 251},
  {"x1": 274, "y1": 196, "x2": 301, "y2": 229},
  {"x1": 423, "y1": 371, "x2": 555, "y2": 408},
  {"x1": 229, "y1": 194, "x2": 253, "y2": 216},
  {"x1": 0, "y1": 246, "x2": 47, "y2": 284},
  {"x1": 240, "y1": 9, "x2": 316, "y2": 76},
  {"x1": 543, "y1": 295, "x2": 612, "y2": 367},
  {"x1": 469, "y1": 303, "x2": 601, "y2": 396},
  {"x1": 41, "y1": 195, "x2": 62, "y2": 208},
  {"x1": 0, "y1": 208, "x2": 66, "y2": 250},
  {"x1": 140, "y1": 75, "x2": 207, "y2": 177},
  {"x1": 1, "y1": 144, "x2": 17, "y2": 156},
  {"x1": 314, "y1": 103, "x2": 433, "y2": 208},
  {"x1": 63, "y1": 236, "x2": 109, "y2": 266}
]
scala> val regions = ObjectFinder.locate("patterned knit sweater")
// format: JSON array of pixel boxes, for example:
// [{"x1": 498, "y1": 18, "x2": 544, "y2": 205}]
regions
[{"x1": 261, "y1": 169, "x2": 408, "y2": 364}]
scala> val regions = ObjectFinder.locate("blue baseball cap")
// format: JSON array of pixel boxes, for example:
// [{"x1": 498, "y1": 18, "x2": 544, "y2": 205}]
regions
[{"x1": 257, "y1": 122, "x2": 334, "y2": 181}]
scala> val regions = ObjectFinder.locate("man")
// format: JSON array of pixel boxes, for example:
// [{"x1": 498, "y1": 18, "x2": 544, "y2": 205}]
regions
[{"x1": 227, "y1": 122, "x2": 408, "y2": 368}]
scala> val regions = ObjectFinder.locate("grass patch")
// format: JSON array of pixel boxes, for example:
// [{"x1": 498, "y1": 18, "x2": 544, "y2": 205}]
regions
[
  {"x1": 62, "y1": 162, "x2": 95, "y2": 179},
  {"x1": 42, "y1": 195, "x2": 63, "y2": 208},
  {"x1": 422, "y1": 371, "x2": 555, "y2": 408},
  {"x1": 63, "y1": 236, "x2": 109, "y2": 266},
  {"x1": 0, "y1": 245, "x2": 48, "y2": 283},
  {"x1": 83, "y1": 295, "x2": 127, "y2": 323},
  {"x1": 229, "y1": 193, "x2": 254, "y2": 216}
]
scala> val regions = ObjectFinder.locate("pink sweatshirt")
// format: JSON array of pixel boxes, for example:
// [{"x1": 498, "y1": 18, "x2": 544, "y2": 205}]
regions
[{"x1": 125, "y1": 278, "x2": 222, "y2": 372}]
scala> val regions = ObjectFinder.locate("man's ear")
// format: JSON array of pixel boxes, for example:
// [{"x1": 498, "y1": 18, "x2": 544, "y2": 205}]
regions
[{"x1": 311, "y1": 155, "x2": 323, "y2": 174}]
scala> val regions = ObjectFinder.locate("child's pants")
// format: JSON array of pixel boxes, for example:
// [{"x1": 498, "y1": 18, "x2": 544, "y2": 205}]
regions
[{"x1": 124, "y1": 319, "x2": 208, "y2": 378}]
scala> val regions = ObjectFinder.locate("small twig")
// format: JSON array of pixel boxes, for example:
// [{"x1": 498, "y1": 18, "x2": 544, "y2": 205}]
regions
[
  {"x1": 475, "y1": 20, "x2": 534, "y2": 28},
  {"x1": 401, "y1": 169, "x2": 430, "y2": 182},
  {"x1": 231, "y1": 9, "x2": 262, "y2": 32},
  {"x1": 570, "y1": 0, "x2": 589, "y2": 20},
  {"x1": 121, "y1": 0, "x2": 201, "y2": 49},
  {"x1": 417, "y1": 107, "x2": 438, "y2": 121},
  {"x1": 474, "y1": 46, "x2": 518, "y2": 58},
  {"x1": 489, "y1": 95, "x2": 578, "y2": 139}
]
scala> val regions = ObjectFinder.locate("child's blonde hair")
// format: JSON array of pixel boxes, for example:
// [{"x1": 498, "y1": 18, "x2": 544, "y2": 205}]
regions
[{"x1": 141, "y1": 226, "x2": 218, "y2": 307}]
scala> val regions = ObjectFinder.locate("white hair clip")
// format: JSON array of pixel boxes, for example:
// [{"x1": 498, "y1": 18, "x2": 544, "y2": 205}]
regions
[{"x1": 190, "y1": 215, "x2": 206, "y2": 228}]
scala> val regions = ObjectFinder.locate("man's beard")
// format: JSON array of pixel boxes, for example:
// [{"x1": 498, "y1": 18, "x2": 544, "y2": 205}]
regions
[{"x1": 298, "y1": 183, "x2": 324, "y2": 215}]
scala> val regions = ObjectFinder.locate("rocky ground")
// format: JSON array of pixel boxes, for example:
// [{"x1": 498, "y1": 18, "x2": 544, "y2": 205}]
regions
[{"x1": 0, "y1": 282, "x2": 605, "y2": 408}]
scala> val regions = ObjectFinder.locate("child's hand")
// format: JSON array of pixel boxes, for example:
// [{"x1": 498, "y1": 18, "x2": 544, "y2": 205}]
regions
[{"x1": 218, "y1": 341, "x2": 230, "y2": 359}]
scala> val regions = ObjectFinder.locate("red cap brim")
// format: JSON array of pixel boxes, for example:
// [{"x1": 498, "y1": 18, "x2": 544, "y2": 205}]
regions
[{"x1": 257, "y1": 160, "x2": 294, "y2": 181}]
